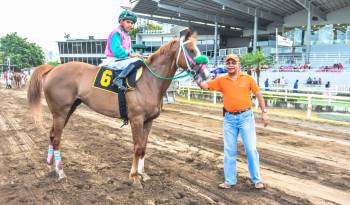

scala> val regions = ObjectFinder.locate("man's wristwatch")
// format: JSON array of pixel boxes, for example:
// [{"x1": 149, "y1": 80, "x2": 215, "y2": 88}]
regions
[{"x1": 262, "y1": 108, "x2": 268, "y2": 113}]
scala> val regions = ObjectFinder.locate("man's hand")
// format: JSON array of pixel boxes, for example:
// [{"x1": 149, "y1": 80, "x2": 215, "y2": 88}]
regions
[
  {"x1": 261, "y1": 112, "x2": 269, "y2": 127},
  {"x1": 195, "y1": 79, "x2": 209, "y2": 89}
]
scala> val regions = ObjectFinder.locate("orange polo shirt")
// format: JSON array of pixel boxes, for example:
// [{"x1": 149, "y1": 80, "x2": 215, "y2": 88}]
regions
[{"x1": 207, "y1": 72, "x2": 259, "y2": 112}]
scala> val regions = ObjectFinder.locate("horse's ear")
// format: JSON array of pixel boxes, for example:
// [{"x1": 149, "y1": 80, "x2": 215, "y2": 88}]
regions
[{"x1": 184, "y1": 29, "x2": 194, "y2": 41}]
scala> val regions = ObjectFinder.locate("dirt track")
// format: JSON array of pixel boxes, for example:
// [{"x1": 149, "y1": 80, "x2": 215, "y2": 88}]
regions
[{"x1": 0, "y1": 87, "x2": 349, "y2": 205}]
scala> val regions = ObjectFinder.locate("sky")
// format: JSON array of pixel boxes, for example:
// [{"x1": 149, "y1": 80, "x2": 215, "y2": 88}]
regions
[{"x1": 0, "y1": 0, "x2": 130, "y2": 58}]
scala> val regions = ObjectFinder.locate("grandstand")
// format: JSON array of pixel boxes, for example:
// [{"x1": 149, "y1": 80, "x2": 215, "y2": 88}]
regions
[
  {"x1": 130, "y1": 0, "x2": 350, "y2": 70},
  {"x1": 57, "y1": 36, "x2": 106, "y2": 65}
]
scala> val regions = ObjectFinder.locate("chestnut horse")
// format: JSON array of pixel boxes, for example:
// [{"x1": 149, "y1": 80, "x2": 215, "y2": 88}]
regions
[
  {"x1": 27, "y1": 31, "x2": 205, "y2": 187},
  {"x1": 13, "y1": 72, "x2": 22, "y2": 88}
]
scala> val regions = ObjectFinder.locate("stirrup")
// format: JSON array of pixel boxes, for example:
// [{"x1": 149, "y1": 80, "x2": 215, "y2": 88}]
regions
[
  {"x1": 118, "y1": 85, "x2": 127, "y2": 92},
  {"x1": 120, "y1": 119, "x2": 128, "y2": 128},
  {"x1": 113, "y1": 78, "x2": 127, "y2": 92}
]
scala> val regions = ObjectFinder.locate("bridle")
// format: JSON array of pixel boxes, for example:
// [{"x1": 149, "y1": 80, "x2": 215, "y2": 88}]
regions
[
  {"x1": 176, "y1": 36, "x2": 202, "y2": 75},
  {"x1": 141, "y1": 36, "x2": 206, "y2": 80}
]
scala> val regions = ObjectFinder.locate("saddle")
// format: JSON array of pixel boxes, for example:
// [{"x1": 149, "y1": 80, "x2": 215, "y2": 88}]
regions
[
  {"x1": 93, "y1": 66, "x2": 143, "y2": 93},
  {"x1": 93, "y1": 65, "x2": 143, "y2": 127}
]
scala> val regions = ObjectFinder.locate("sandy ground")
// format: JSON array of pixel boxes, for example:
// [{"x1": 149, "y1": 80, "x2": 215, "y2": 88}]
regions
[{"x1": 0, "y1": 87, "x2": 349, "y2": 205}]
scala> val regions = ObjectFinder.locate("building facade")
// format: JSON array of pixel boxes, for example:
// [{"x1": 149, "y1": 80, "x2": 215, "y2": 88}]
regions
[{"x1": 57, "y1": 36, "x2": 106, "y2": 65}]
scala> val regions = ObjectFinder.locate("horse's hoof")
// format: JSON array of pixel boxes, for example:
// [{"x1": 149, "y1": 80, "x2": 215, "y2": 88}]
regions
[
  {"x1": 132, "y1": 180, "x2": 143, "y2": 189},
  {"x1": 141, "y1": 173, "x2": 151, "y2": 182},
  {"x1": 47, "y1": 164, "x2": 53, "y2": 171},
  {"x1": 57, "y1": 170, "x2": 67, "y2": 182},
  {"x1": 47, "y1": 165, "x2": 56, "y2": 177}
]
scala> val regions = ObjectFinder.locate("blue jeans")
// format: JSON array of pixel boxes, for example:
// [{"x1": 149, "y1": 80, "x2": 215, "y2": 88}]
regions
[{"x1": 223, "y1": 109, "x2": 261, "y2": 185}]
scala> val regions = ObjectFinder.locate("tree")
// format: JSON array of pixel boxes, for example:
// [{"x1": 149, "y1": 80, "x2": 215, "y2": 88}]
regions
[
  {"x1": 46, "y1": 60, "x2": 61, "y2": 67},
  {"x1": 145, "y1": 22, "x2": 162, "y2": 31},
  {"x1": 240, "y1": 52, "x2": 255, "y2": 74},
  {"x1": 0, "y1": 33, "x2": 45, "y2": 71},
  {"x1": 0, "y1": 51, "x2": 3, "y2": 67},
  {"x1": 130, "y1": 22, "x2": 163, "y2": 39},
  {"x1": 240, "y1": 50, "x2": 271, "y2": 86},
  {"x1": 254, "y1": 50, "x2": 265, "y2": 86},
  {"x1": 130, "y1": 27, "x2": 141, "y2": 39}
]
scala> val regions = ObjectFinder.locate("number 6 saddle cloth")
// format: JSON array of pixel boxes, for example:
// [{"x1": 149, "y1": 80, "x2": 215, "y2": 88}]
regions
[{"x1": 93, "y1": 66, "x2": 143, "y2": 93}]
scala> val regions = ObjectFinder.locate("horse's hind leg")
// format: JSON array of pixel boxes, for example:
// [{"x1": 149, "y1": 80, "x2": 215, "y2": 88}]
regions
[
  {"x1": 46, "y1": 99, "x2": 81, "y2": 180},
  {"x1": 47, "y1": 127, "x2": 55, "y2": 174},
  {"x1": 51, "y1": 114, "x2": 67, "y2": 180}
]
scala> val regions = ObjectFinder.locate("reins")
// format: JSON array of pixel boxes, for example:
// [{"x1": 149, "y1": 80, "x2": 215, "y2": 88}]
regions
[{"x1": 140, "y1": 37, "x2": 198, "y2": 80}]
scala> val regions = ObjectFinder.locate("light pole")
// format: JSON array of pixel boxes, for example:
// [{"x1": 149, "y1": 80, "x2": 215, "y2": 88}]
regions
[{"x1": 7, "y1": 57, "x2": 11, "y2": 72}]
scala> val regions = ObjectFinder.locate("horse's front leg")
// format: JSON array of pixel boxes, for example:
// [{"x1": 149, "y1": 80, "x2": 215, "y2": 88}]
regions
[
  {"x1": 138, "y1": 120, "x2": 153, "y2": 182},
  {"x1": 129, "y1": 118, "x2": 145, "y2": 188}
]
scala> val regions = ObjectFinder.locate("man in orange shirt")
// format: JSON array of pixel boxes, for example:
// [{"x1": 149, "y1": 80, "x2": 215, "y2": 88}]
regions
[{"x1": 196, "y1": 54, "x2": 269, "y2": 189}]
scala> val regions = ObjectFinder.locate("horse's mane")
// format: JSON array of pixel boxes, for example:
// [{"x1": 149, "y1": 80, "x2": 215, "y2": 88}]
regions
[{"x1": 147, "y1": 38, "x2": 178, "y2": 63}]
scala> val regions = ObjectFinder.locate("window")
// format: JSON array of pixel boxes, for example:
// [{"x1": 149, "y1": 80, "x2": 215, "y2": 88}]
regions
[
  {"x1": 345, "y1": 25, "x2": 350, "y2": 44},
  {"x1": 294, "y1": 28, "x2": 303, "y2": 46},
  {"x1": 95, "y1": 42, "x2": 103, "y2": 54},
  {"x1": 317, "y1": 24, "x2": 334, "y2": 45}
]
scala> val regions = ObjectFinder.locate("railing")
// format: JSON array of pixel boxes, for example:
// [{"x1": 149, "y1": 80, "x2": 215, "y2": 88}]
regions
[
  {"x1": 140, "y1": 29, "x2": 163, "y2": 34},
  {"x1": 267, "y1": 84, "x2": 350, "y2": 94},
  {"x1": 177, "y1": 86, "x2": 350, "y2": 118},
  {"x1": 214, "y1": 51, "x2": 350, "y2": 67}
]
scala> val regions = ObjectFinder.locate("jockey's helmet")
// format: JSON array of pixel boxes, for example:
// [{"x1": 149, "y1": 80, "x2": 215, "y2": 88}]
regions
[{"x1": 119, "y1": 10, "x2": 137, "y2": 23}]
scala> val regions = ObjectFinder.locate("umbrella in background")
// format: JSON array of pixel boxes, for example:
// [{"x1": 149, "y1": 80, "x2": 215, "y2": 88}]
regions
[{"x1": 210, "y1": 67, "x2": 227, "y2": 74}]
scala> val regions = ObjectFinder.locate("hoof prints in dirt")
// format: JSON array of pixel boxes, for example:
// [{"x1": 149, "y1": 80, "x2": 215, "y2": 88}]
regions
[{"x1": 0, "y1": 88, "x2": 350, "y2": 204}]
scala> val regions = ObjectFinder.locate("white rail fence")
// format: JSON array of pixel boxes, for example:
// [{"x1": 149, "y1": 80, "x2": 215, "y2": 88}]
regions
[{"x1": 177, "y1": 86, "x2": 350, "y2": 119}]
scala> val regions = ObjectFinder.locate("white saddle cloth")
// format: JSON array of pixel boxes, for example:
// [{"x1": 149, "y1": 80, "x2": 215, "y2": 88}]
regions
[{"x1": 99, "y1": 57, "x2": 141, "y2": 70}]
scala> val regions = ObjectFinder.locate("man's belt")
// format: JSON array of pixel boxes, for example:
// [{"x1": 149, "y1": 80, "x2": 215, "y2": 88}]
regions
[{"x1": 227, "y1": 108, "x2": 251, "y2": 115}]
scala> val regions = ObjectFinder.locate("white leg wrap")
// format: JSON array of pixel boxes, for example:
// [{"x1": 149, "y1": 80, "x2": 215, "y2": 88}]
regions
[{"x1": 138, "y1": 157, "x2": 145, "y2": 173}]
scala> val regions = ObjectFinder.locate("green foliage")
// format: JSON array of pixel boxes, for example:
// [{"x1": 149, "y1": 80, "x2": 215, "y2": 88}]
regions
[
  {"x1": 0, "y1": 33, "x2": 45, "y2": 71},
  {"x1": 240, "y1": 52, "x2": 255, "y2": 70},
  {"x1": 0, "y1": 52, "x2": 3, "y2": 65},
  {"x1": 240, "y1": 50, "x2": 272, "y2": 86},
  {"x1": 264, "y1": 55, "x2": 274, "y2": 67},
  {"x1": 130, "y1": 22, "x2": 163, "y2": 39},
  {"x1": 46, "y1": 60, "x2": 61, "y2": 67},
  {"x1": 130, "y1": 27, "x2": 141, "y2": 39},
  {"x1": 145, "y1": 22, "x2": 162, "y2": 31}
]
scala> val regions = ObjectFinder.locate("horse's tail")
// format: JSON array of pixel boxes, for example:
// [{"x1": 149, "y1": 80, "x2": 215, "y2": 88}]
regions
[{"x1": 27, "y1": 64, "x2": 55, "y2": 126}]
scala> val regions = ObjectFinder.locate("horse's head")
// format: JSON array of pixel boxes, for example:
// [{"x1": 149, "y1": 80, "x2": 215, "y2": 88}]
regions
[{"x1": 176, "y1": 30, "x2": 210, "y2": 82}]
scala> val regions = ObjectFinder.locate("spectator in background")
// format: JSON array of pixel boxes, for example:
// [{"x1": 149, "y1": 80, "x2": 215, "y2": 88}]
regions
[
  {"x1": 6, "y1": 71, "x2": 13, "y2": 89},
  {"x1": 3, "y1": 71, "x2": 8, "y2": 88},
  {"x1": 293, "y1": 80, "x2": 299, "y2": 93},
  {"x1": 264, "y1": 78, "x2": 270, "y2": 91},
  {"x1": 306, "y1": 77, "x2": 312, "y2": 85},
  {"x1": 325, "y1": 81, "x2": 330, "y2": 89},
  {"x1": 280, "y1": 76, "x2": 285, "y2": 85},
  {"x1": 318, "y1": 77, "x2": 322, "y2": 85}
]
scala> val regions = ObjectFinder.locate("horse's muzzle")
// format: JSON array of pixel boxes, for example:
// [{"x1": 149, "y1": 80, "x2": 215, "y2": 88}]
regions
[{"x1": 193, "y1": 64, "x2": 209, "y2": 82}]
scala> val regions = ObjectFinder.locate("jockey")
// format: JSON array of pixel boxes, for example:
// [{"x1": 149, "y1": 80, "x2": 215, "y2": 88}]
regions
[
  {"x1": 105, "y1": 10, "x2": 143, "y2": 92},
  {"x1": 3, "y1": 71, "x2": 8, "y2": 88}
]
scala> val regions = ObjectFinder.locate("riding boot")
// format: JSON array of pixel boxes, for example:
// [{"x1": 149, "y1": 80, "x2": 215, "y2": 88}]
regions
[
  {"x1": 113, "y1": 77, "x2": 127, "y2": 92},
  {"x1": 113, "y1": 60, "x2": 143, "y2": 91}
]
